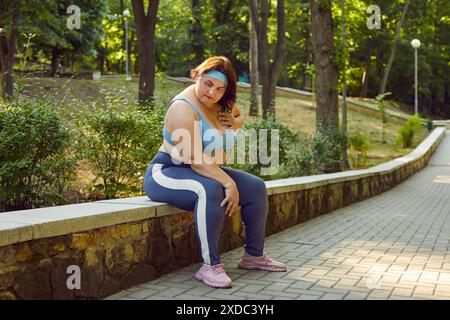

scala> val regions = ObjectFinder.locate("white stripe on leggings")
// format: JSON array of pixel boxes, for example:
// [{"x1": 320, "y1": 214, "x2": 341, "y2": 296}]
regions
[{"x1": 151, "y1": 163, "x2": 211, "y2": 265}]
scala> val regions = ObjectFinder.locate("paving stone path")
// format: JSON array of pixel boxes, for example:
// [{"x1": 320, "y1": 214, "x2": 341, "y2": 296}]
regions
[{"x1": 107, "y1": 131, "x2": 450, "y2": 300}]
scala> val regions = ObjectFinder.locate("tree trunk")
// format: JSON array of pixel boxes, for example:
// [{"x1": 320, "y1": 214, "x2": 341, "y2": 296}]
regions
[
  {"x1": 131, "y1": 0, "x2": 159, "y2": 105},
  {"x1": 249, "y1": 0, "x2": 259, "y2": 116},
  {"x1": 250, "y1": 0, "x2": 286, "y2": 121},
  {"x1": 50, "y1": 47, "x2": 60, "y2": 76},
  {"x1": 310, "y1": 0, "x2": 339, "y2": 132},
  {"x1": 310, "y1": 0, "x2": 340, "y2": 173},
  {"x1": 134, "y1": 49, "x2": 139, "y2": 77},
  {"x1": 129, "y1": 30, "x2": 134, "y2": 76},
  {"x1": 444, "y1": 84, "x2": 449, "y2": 115},
  {"x1": 0, "y1": 2, "x2": 19, "y2": 99},
  {"x1": 191, "y1": 0, "x2": 204, "y2": 66},
  {"x1": 97, "y1": 46, "x2": 105, "y2": 74},
  {"x1": 360, "y1": 37, "x2": 373, "y2": 98},
  {"x1": 120, "y1": 0, "x2": 125, "y2": 74},
  {"x1": 340, "y1": 0, "x2": 349, "y2": 170},
  {"x1": 379, "y1": 0, "x2": 411, "y2": 95},
  {"x1": 301, "y1": 0, "x2": 312, "y2": 91}
]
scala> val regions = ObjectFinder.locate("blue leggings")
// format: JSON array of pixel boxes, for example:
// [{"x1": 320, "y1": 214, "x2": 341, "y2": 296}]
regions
[{"x1": 143, "y1": 151, "x2": 268, "y2": 266}]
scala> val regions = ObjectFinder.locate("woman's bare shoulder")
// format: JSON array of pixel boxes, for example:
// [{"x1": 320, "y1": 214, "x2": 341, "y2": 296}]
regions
[{"x1": 165, "y1": 99, "x2": 198, "y2": 132}]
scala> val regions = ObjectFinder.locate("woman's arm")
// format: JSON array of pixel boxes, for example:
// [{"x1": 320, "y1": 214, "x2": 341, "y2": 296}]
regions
[
  {"x1": 190, "y1": 154, "x2": 235, "y2": 188},
  {"x1": 217, "y1": 103, "x2": 244, "y2": 130},
  {"x1": 232, "y1": 114, "x2": 244, "y2": 131},
  {"x1": 167, "y1": 101, "x2": 235, "y2": 188}
]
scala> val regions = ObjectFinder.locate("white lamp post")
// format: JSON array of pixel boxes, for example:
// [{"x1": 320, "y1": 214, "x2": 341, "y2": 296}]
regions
[
  {"x1": 411, "y1": 39, "x2": 421, "y2": 115},
  {"x1": 123, "y1": 9, "x2": 132, "y2": 81}
]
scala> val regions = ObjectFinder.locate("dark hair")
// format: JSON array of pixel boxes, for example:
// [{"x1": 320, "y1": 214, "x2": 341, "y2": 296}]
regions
[{"x1": 190, "y1": 56, "x2": 237, "y2": 112}]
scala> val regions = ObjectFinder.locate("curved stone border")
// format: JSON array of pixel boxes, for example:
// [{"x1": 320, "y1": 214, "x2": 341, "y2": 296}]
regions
[
  {"x1": 0, "y1": 126, "x2": 445, "y2": 248},
  {"x1": 0, "y1": 128, "x2": 445, "y2": 299}
]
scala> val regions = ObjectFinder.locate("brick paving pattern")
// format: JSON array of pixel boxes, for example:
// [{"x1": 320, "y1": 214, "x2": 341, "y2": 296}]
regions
[{"x1": 107, "y1": 131, "x2": 450, "y2": 300}]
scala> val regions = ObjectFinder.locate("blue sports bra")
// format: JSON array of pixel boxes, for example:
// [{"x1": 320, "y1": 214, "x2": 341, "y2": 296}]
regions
[{"x1": 162, "y1": 98, "x2": 237, "y2": 154}]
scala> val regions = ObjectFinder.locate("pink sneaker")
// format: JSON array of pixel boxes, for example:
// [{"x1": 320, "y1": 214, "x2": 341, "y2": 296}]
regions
[
  {"x1": 195, "y1": 264, "x2": 232, "y2": 288},
  {"x1": 238, "y1": 253, "x2": 287, "y2": 272}
]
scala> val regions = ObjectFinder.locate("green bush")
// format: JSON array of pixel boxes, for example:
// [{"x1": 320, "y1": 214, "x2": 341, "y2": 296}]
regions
[
  {"x1": 0, "y1": 100, "x2": 77, "y2": 212},
  {"x1": 286, "y1": 135, "x2": 316, "y2": 177},
  {"x1": 228, "y1": 112, "x2": 299, "y2": 180},
  {"x1": 77, "y1": 105, "x2": 164, "y2": 199},
  {"x1": 310, "y1": 126, "x2": 348, "y2": 173},
  {"x1": 348, "y1": 131, "x2": 369, "y2": 167},
  {"x1": 284, "y1": 126, "x2": 348, "y2": 176},
  {"x1": 397, "y1": 114, "x2": 421, "y2": 148}
]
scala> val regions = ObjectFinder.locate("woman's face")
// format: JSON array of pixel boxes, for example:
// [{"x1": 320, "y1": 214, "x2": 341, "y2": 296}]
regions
[{"x1": 194, "y1": 74, "x2": 227, "y2": 109}]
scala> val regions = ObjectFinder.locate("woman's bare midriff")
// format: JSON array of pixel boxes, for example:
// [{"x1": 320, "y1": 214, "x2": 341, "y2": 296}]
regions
[{"x1": 157, "y1": 140, "x2": 227, "y2": 165}]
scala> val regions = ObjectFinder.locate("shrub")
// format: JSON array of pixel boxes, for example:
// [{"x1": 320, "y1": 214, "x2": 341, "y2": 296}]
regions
[
  {"x1": 228, "y1": 112, "x2": 299, "y2": 180},
  {"x1": 286, "y1": 134, "x2": 316, "y2": 177},
  {"x1": 348, "y1": 131, "x2": 369, "y2": 167},
  {"x1": 310, "y1": 126, "x2": 348, "y2": 173},
  {"x1": 77, "y1": 105, "x2": 164, "y2": 199},
  {"x1": 0, "y1": 100, "x2": 77, "y2": 212},
  {"x1": 397, "y1": 114, "x2": 421, "y2": 148},
  {"x1": 375, "y1": 92, "x2": 391, "y2": 143}
]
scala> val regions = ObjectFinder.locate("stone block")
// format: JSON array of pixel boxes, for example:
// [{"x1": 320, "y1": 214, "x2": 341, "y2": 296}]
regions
[
  {"x1": 130, "y1": 223, "x2": 142, "y2": 237},
  {"x1": 92, "y1": 228, "x2": 109, "y2": 243},
  {"x1": 78, "y1": 247, "x2": 105, "y2": 298},
  {"x1": 70, "y1": 233, "x2": 93, "y2": 250},
  {"x1": 13, "y1": 269, "x2": 52, "y2": 299},
  {"x1": 105, "y1": 243, "x2": 134, "y2": 277},
  {"x1": 50, "y1": 256, "x2": 81, "y2": 299},
  {"x1": 142, "y1": 221, "x2": 149, "y2": 233},
  {"x1": 0, "y1": 266, "x2": 17, "y2": 290},
  {"x1": 14, "y1": 243, "x2": 32, "y2": 262},
  {"x1": 110, "y1": 224, "x2": 130, "y2": 239},
  {"x1": 49, "y1": 236, "x2": 68, "y2": 256},
  {"x1": 146, "y1": 219, "x2": 172, "y2": 274},
  {"x1": 0, "y1": 245, "x2": 16, "y2": 267},
  {"x1": 0, "y1": 290, "x2": 16, "y2": 300}
]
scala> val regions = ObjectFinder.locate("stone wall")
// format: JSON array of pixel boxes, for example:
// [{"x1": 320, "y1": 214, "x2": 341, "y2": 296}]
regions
[{"x1": 0, "y1": 128, "x2": 446, "y2": 299}]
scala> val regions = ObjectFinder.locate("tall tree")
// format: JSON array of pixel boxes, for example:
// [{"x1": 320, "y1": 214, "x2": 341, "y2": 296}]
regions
[
  {"x1": 250, "y1": 0, "x2": 286, "y2": 120},
  {"x1": 131, "y1": 0, "x2": 159, "y2": 105},
  {"x1": 249, "y1": 0, "x2": 258, "y2": 116},
  {"x1": 379, "y1": 0, "x2": 411, "y2": 95},
  {"x1": 0, "y1": 0, "x2": 20, "y2": 99},
  {"x1": 301, "y1": 0, "x2": 313, "y2": 91},
  {"x1": 359, "y1": 36, "x2": 372, "y2": 98},
  {"x1": 340, "y1": 0, "x2": 349, "y2": 169},
  {"x1": 310, "y1": 0, "x2": 341, "y2": 173},
  {"x1": 209, "y1": 0, "x2": 249, "y2": 76},
  {"x1": 190, "y1": 0, "x2": 204, "y2": 66},
  {"x1": 310, "y1": 0, "x2": 339, "y2": 132}
]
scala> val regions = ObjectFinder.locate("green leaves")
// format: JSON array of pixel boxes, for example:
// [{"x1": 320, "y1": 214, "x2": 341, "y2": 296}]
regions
[
  {"x1": 376, "y1": 92, "x2": 391, "y2": 143},
  {"x1": 310, "y1": 126, "x2": 348, "y2": 173},
  {"x1": 348, "y1": 130, "x2": 369, "y2": 167},
  {"x1": 0, "y1": 99, "x2": 77, "y2": 212},
  {"x1": 229, "y1": 112, "x2": 299, "y2": 180},
  {"x1": 77, "y1": 103, "x2": 163, "y2": 199},
  {"x1": 397, "y1": 114, "x2": 421, "y2": 148}
]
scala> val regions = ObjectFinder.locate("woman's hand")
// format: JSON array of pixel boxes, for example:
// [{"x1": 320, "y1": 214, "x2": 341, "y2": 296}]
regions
[
  {"x1": 217, "y1": 110, "x2": 235, "y2": 128},
  {"x1": 221, "y1": 181, "x2": 240, "y2": 217}
]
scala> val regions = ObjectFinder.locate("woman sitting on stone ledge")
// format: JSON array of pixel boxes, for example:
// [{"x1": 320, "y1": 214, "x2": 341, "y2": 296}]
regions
[{"x1": 143, "y1": 56, "x2": 286, "y2": 289}]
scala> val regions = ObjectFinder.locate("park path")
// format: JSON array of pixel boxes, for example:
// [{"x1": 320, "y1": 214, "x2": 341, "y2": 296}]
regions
[{"x1": 106, "y1": 131, "x2": 450, "y2": 300}]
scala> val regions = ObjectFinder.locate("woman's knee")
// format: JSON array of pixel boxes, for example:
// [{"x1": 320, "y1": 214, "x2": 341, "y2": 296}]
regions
[
  {"x1": 250, "y1": 175, "x2": 267, "y2": 196},
  {"x1": 202, "y1": 180, "x2": 225, "y2": 202}
]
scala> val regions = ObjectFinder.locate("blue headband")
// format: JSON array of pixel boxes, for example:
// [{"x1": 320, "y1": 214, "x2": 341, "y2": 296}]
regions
[{"x1": 203, "y1": 70, "x2": 228, "y2": 85}]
